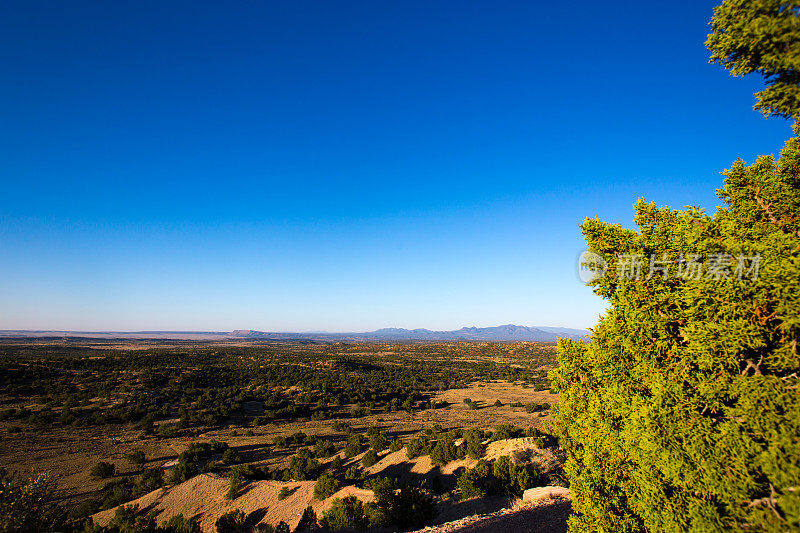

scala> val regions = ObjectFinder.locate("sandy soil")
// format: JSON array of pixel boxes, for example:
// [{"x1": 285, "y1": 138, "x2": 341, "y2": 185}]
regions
[
  {"x1": 93, "y1": 473, "x2": 375, "y2": 531},
  {"x1": 93, "y1": 436, "x2": 564, "y2": 532}
]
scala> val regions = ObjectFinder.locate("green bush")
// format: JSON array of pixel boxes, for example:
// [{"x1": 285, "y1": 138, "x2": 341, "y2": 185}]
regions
[
  {"x1": 368, "y1": 477, "x2": 436, "y2": 530},
  {"x1": 430, "y1": 438, "x2": 458, "y2": 466},
  {"x1": 368, "y1": 430, "x2": 388, "y2": 452},
  {"x1": 344, "y1": 435, "x2": 365, "y2": 458},
  {"x1": 457, "y1": 459, "x2": 491, "y2": 498},
  {"x1": 162, "y1": 514, "x2": 201, "y2": 533},
  {"x1": 126, "y1": 450, "x2": 146, "y2": 468},
  {"x1": 169, "y1": 459, "x2": 197, "y2": 484},
  {"x1": 221, "y1": 448, "x2": 242, "y2": 464},
  {"x1": 100, "y1": 480, "x2": 133, "y2": 510},
  {"x1": 277, "y1": 486, "x2": 295, "y2": 500},
  {"x1": 225, "y1": 472, "x2": 242, "y2": 500},
  {"x1": 405, "y1": 435, "x2": 432, "y2": 459},
  {"x1": 295, "y1": 506, "x2": 317, "y2": 531},
  {"x1": 361, "y1": 449, "x2": 378, "y2": 468},
  {"x1": 134, "y1": 467, "x2": 164, "y2": 496},
  {"x1": 384, "y1": 479, "x2": 437, "y2": 530},
  {"x1": 552, "y1": 6, "x2": 800, "y2": 530},
  {"x1": 215, "y1": 509, "x2": 246, "y2": 532},
  {"x1": 344, "y1": 464, "x2": 365, "y2": 484},
  {"x1": 109, "y1": 505, "x2": 157, "y2": 532},
  {"x1": 90, "y1": 461, "x2": 116, "y2": 479},
  {"x1": 286, "y1": 448, "x2": 319, "y2": 480},
  {"x1": 321, "y1": 496, "x2": 368, "y2": 531},
  {"x1": 314, "y1": 473, "x2": 339, "y2": 500},
  {"x1": 456, "y1": 456, "x2": 531, "y2": 499},
  {"x1": 314, "y1": 439, "x2": 336, "y2": 458}
]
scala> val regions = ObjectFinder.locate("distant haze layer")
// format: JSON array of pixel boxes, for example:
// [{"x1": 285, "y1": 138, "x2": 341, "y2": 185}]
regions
[{"x1": 0, "y1": 324, "x2": 589, "y2": 342}]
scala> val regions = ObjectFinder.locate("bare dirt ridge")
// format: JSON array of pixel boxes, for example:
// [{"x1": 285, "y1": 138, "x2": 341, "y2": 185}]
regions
[{"x1": 92, "y1": 437, "x2": 567, "y2": 532}]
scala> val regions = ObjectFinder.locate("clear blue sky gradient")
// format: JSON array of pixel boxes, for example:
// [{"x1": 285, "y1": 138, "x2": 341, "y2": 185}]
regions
[{"x1": 0, "y1": 1, "x2": 792, "y2": 331}]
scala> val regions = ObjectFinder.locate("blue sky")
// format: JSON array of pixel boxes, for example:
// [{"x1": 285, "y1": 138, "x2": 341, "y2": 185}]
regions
[{"x1": 0, "y1": 1, "x2": 792, "y2": 331}]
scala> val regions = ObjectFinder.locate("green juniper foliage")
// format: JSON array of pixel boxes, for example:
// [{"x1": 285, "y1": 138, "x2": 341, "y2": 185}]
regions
[
  {"x1": 707, "y1": 0, "x2": 800, "y2": 120},
  {"x1": 552, "y1": 3, "x2": 800, "y2": 531}
]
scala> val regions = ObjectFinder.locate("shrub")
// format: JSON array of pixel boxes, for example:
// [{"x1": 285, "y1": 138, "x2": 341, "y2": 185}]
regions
[
  {"x1": 100, "y1": 480, "x2": 133, "y2": 510},
  {"x1": 321, "y1": 496, "x2": 368, "y2": 531},
  {"x1": 405, "y1": 435, "x2": 432, "y2": 459},
  {"x1": 314, "y1": 473, "x2": 339, "y2": 500},
  {"x1": 369, "y1": 432, "x2": 388, "y2": 452},
  {"x1": 430, "y1": 438, "x2": 458, "y2": 466},
  {"x1": 278, "y1": 486, "x2": 295, "y2": 500},
  {"x1": 287, "y1": 448, "x2": 319, "y2": 480},
  {"x1": 162, "y1": 514, "x2": 201, "y2": 533},
  {"x1": 225, "y1": 472, "x2": 242, "y2": 500},
  {"x1": 457, "y1": 460, "x2": 491, "y2": 498},
  {"x1": 231, "y1": 463, "x2": 270, "y2": 480},
  {"x1": 388, "y1": 439, "x2": 402, "y2": 453},
  {"x1": 344, "y1": 464, "x2": 365, "y2": 483},
  {"x1": 462, "y1": 427, "x2": 486, "y2": 459},
  {"x1": 222, "y1": 448, "x2": 242, "y2": 464},
  {"x1": 491, "y1": 424, "x2": 522, "y2": 441},
  {"x1": 90, "y1": 461, "x2": 116, "y2": 479},
  {"x1": 215, "y1": 509, "x2": 246, "y2": 532},
  {"x1": 314, "y1": 439, "x2": 336, "y2": 458},
  {"x1": 492, "y1": 455, "x2": 531, "y2": 497},
  {"x1": 134, "y1": 467, "x2": 164, "y2": 496},
  {"x1": 68, "y1": 499, "x2": 100, "y2": 521},
  {"x1": 0, "y1": 469, "x2": 62, "y2": 532},
  {"x1": 169, "y1": 459, "x2": 197, "y2": 484},
  {"x1": 343, "y1": 435, "x2": 364, "y2": 458},
  {"x1": 109, "y1": 505, "x2": 157, "y2": 532},
  {"x1": 369, "y1": 477, "x2": 436, "y2": 530},
  {"x1": 157, "y1": 424, "x2": 178, "y2": 438},
  {"x1": 463, "y1": 398, "x2": 479, "y2": 410},
  {"x1": 385, "y1": 479, "x2": 437, "y2": 530},
  {"x1": 126, "y1": 450, "x2": 146, "y2": 468},
  {"x1": 295, "y1": 506, "x2": 317, "y2": 531},
  {"x1": 369, "y1": 476, "x2": 396, "y2": 501},
  {"x1": 332, "y1": 420, "x2": 351, "y2": 432},
  {"x1": 361, "y1": 449, "x2": 378, "y2": 468}
]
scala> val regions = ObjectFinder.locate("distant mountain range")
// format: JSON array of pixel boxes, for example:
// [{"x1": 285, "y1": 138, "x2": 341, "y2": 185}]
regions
[
  {"x1": 0, "y1": 324, "x2": 590, "y2": 342},
  {"x1": 235, "y1": 324, "x2": 590, "y2": 342}
]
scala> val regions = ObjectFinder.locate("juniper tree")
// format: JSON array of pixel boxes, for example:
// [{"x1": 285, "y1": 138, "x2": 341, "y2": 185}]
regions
[
  {"x1": 707, "y1": 0, "x2": 800, "y2": 119},
  {"x1": 551, "y1": 2, "x2": 800, "y2": 531}
]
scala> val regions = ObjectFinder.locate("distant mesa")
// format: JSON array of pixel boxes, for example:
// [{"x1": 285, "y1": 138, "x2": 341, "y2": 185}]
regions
[{"x1": 230, "y1": 329, "x2": 260, "y2": 337}]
